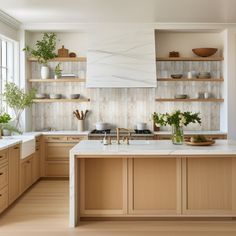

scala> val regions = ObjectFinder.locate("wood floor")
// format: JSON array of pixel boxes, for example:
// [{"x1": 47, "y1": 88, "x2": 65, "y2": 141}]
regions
[{"x1": 1, "y1": 180, "x2": 236, "y2": 236}]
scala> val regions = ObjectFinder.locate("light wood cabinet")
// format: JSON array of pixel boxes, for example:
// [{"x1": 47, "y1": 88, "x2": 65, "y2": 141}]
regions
[
  {"x1": 32, "y1": 149, "x2": 40, "y2": 183},
  {"x1": 128, "y1": 158, "x2": 181, "y2": 215},
  {"x1": 0, "y1": 148, "x2": 8, "y2": 214},
  {"x1": 183, "y1": 157, "x2": 236, "y2": 215},
  {"x1": 80, "y1": 158, "x2": 127, "y2": 216},
  {"x1": 44, "y1": 136, "x2": 87, "y2": 177},
  {"x1": 8, "y1": 145, "x2": 20, "y2": 204},
  {"x1": 20, "y1": 155, "x2": 33, "y2": 193}
]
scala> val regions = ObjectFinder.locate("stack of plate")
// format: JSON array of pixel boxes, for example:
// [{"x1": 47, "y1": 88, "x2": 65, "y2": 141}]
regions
[
  {"x1": 35, "y1": 93, "x2": 47, "y2": 99},
  {"x1": 198, "y1": 72, "x2": 211, "y2": 79},
  {"x1": 49, "y1": 94, "x2": 62, "y2": 99},
  {"x1": 174, "y1": 94, "x2": 188, "y2": 99}
]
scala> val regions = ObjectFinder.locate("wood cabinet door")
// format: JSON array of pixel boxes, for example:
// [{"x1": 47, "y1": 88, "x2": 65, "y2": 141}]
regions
[
  {"x1": 0, "y1": 186, "x2": 8, "y2": 214},
  {"x1": 8, "y1": 145, "x2": 20, "y2": 204},
  {"x1": 20, "y1": 157, "x2": 33, "y2": 193},
  {"x1": 128, "y1": 157, "x2": 181, "y2": 215},
  {"x1": 32, "y1": 150, "x2": 40, "y2": 183},
  {"x1": 183, "y1": 157, "x2": 236, "y2": 215}
]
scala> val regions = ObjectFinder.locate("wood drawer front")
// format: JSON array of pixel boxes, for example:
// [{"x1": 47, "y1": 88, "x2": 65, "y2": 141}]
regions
[
  {"x1": 46, "y1": 143, "x2": 74, "y2": 161},
  {"x1": 0, "y1": 165, "x2": 8, "y2": 190},
  {"x1": 45, "y1": 162, "x2": 69, "y2": 177},
  {"x1": 0, "y1": 150, "x2": 8, "y2": 166},
  {"x1": 45, "y1": 136, "x2": 67, "y2": 142},
  {"x1": 0, "y1": 186, "x2": 8, "y2": 213},
  {"x1": 67, "y1": 136, "x2": 86, "y2": 142}
]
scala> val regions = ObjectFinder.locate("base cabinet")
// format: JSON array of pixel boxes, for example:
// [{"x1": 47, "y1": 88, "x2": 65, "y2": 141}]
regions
[
  {"x1": 32, "y1": 148, "x2": 40, "y2": 183},
  {"x1": 8, "y1": 145, "x2": 20, "y2": 204},
  {"x1": 0, "y1": 186, "x2": 8, "y2": 213},
  {"x1": 20, "y1": 155, "x2": 33, "y2": 193},
  {"x1": 183, "y1": 157, "x2": 236, "y2": 215}
]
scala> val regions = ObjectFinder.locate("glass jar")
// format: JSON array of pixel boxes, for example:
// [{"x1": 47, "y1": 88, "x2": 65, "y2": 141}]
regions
[{"x1": 171, "y1": 125, "x2": 184, "y2": 145}]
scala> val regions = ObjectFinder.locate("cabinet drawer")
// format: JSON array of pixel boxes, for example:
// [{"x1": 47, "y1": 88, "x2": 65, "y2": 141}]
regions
[
  {"x1": 46, "y1": 143, "x2": 74, "y2": 161},
  {"x1": 0, "y1": 186, "x2": 8, "y2": 213},
  {"x1": 0, "y1": 150, "x2": 8, "y2": 166},
  {"x1": 0, "y1": 165, "x2": 8, "y2": 190},
  {"x1": 67, "y1": 136, "x2": 86, "y2": 142},
  {"x1": 45, "y1": 136, "x2": 67, "y2": 142},
  {"x1": 45, "y1": 162, "x2": 69, "y2": 177}
]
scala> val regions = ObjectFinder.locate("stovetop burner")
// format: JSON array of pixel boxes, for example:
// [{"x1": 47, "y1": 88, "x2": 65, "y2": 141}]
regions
[
  {"x1": 90, "y1": 129, "x2": 111, "y2": 134},
  {"x1": 134, "y1": 129, "x2": 152, "y2": 134}
]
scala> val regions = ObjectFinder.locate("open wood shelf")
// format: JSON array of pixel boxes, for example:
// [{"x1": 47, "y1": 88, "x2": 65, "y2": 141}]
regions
[
  {"x1": 155, "y1": 98, "x2": 224, "y2": 102},
  {"x1": 33, "y1": 98, "x2": 90, "y2": 103},
  {"x1": 28, "y1": 57, "x2": 87, "y2": 62},
  {"x1": 29, "y1": 78, "x2": 86, "y2": 83},
  {"x1": 157, "y1": 78, "x2": 224, "y2": 82},
  {"x1": 156, "y1": 57, "x2": 224, "y2": 61}
]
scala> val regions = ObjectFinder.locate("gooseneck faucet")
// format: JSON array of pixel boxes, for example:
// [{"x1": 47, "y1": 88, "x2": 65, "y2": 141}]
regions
[{"x1": 116, "y1": 128, "x2": 132, "y2": 145}]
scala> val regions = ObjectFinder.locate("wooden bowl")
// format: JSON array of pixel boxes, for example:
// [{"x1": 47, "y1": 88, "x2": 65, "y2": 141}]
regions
[{"x1": 192, "y1": 48, "x2": 217, "y2": 57}]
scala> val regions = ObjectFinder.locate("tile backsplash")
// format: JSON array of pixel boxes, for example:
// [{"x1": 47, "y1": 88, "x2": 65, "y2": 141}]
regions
[{"x1": 31, "y1": 61, "x2": 222, "y2": 131}]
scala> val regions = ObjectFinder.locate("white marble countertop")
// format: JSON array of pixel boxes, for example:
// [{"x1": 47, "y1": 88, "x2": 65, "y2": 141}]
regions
[
  {"x1": 0, "y1": 139, "x2": 22, "y2": 151},
  {"x1": 154, "y1": 130, "x2": 227, "y2": 135},
  {"x1": 70, "y1": 140, "x2": 236, "y2": 157},
  {"x1": 23, "y1": 131, "x2": 90, "y2": 137}
]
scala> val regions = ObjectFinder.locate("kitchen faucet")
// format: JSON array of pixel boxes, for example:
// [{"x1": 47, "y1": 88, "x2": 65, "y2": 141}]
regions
[{"x1": 116, "y1": 128, "x2": 132, "y2": 145}]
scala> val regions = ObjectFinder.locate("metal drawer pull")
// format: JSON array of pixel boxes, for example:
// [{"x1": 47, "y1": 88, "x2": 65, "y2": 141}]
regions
[
  {"x1": 0, "y1": 173, "x2": 3, "y2": 175},
  {"x1": 0, "y1": 194, "x2": 2, "y2": 197},
  {"x1": 0, "y1": 156, "x2": 2, "y2": 159},
  {"x1": 14, "y1": 147, "x2": 19, "y2": 150}
]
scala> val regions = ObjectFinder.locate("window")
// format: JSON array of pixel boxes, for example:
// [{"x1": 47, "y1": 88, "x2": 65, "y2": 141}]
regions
[{"x1": 0, "y1": 36, "x2": 18, "y2": 114}]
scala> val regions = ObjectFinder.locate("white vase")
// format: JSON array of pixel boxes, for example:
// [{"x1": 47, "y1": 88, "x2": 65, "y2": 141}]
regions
[
  {"x1": 77, "y1": 120, "x2": 84, "y2": 132},
  {"x1": 41, "y1": 66, "x2": 50, "y2": 79}
]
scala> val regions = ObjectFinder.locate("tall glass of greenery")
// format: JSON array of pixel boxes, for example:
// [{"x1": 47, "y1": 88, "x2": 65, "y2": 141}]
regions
[
  {"x1": 4, "y1": 83, "x2": 36, "y2": 132},
  {"x1": 152, "y1": 110, "x2": 201, "y2": 145}
]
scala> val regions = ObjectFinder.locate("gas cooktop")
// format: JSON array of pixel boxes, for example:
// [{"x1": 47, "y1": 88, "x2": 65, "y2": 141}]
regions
[{"x1": 90, "y1": 129, "x2": 153, "y2": 135}]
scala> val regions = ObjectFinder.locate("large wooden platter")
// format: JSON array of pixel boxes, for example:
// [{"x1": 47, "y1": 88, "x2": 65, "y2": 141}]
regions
[{"x1": 185, "y1": 140, "x2": 215, "y2": 146}]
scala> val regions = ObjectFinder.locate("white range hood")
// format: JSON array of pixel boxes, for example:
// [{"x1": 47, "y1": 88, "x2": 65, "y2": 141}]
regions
[{"x1": 86, "y1": 29, "x2": 157, "y2": 88}]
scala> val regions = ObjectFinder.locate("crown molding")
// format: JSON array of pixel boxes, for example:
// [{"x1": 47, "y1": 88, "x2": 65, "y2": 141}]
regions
[{"x1": 0, "y1": 10, "x2": 21, "y2": 29}]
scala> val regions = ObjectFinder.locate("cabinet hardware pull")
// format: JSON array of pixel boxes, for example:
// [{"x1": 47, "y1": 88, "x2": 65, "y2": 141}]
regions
[
  {"x1": 27, "y1": 161, "x2": 30, "y2": 164},
  {"x1": 14, "y1": 147, "x2": 19, "y2": 150},
  {"x1": 36, "y1": 148, "x2": 39, "y2": 151},
  {"x1": 0, "y1": 194, "x2": 2, "y2": 197},
  {"x1": 0, "y1": 156, "x2": 2, "y2": 158},
  {"x1": 0, "y1": 173, "x2": 3, "y2": 175}
]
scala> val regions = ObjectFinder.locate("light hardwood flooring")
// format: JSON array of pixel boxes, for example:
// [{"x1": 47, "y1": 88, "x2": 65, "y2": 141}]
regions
[{"x1": 1, "y1": 180, "x2": 236, "y2": 236}]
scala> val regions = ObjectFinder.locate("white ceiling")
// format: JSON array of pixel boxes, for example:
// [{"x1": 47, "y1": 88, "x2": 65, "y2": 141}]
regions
[{"x1": 1, "y1": 0, "x2": 236, "y2": 24}]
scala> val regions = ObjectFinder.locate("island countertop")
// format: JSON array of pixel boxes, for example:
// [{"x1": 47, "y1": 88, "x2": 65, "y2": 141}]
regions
[{"x1": 70, "y1": 140, "x2": 236, "y2": 156}]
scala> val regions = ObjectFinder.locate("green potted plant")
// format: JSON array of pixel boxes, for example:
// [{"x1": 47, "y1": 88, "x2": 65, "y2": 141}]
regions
[
  {"x1": 4, "y1": 82, "x2": 37, "y2": 132},
  {"x1": 152, "y1": 110, "x2": 201, "y2": 145},
  {"x1": 54, "y1": 63, "x2": 62, "y2": 79},
  {"x1": 0, "y1": 112, "x2": 21, "y2": 137},
  {"x1": 24, "y1": 33, "x2": 57, "y2": 79}
]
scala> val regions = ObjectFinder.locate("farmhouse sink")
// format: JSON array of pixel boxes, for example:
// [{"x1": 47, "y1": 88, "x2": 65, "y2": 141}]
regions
[{"x1": 3, "y1": 135, "x2": 36, "y2": 159}]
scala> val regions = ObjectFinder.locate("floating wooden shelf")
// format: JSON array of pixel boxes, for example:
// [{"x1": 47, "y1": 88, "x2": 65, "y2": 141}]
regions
[
  {"x1": 33, "y1": 98, "x2": 90, "y2": 103},
  {"x1": 156, "y1": 57, "x2": 224, "y2": 61},
  {"x1": 28, "y1": 57, "x2": 87, "y2": 62},
  {"x1": 157, "y1": 78, "x2": 224, "y2": 82},
  {"x1": 155, "y1": 98, "x2": 224, "y2": 102},
  {"x1": 29, "y1": 78, "x2": 86, "y2": 83}
]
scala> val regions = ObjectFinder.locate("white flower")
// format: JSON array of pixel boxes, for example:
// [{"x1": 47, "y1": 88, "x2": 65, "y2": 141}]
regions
[
  {"x1": 181, "y1": 117, "x2": 186, "y2": 124},
  {"x1": 163, "y1": 115, "x2": 168, "y2": 122}
]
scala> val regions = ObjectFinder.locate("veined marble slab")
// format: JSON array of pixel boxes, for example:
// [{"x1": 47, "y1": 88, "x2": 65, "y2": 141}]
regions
[
  {"x1": 70, "y1": 140, "x2": 236, "y2": 156},
  {"x1": 86, "y1": 29, "x2": 157, "y2": 87}
]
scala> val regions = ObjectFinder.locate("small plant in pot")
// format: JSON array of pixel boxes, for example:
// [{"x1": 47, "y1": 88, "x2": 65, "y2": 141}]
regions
[
  {"x1": 4, "y1": 82, "x2": 37, "y2": 132},
  {"x1": 54, "y1": 63, "x2": 62, "y2": 79},
  {"x1": 0, "y1": 112, "x2": 21, "y2": 137},
  {"x1": 24, "y1": 33, "x2": 57, "y2": 79}
]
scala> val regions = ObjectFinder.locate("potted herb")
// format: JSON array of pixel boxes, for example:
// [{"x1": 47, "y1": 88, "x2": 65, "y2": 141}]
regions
[
  {"x1": 4, "y1": 82, "x2": 36, "y2": 132},
  {"x1": 54, "y1": 63, "x2": 62, "y2": 79},
  {"x1": 24, "y1": 33, "x2": 57, "y2": 79},
  {"x1": 152, "y1": 110, "x2": 201, "y2": 145},
  {"x1": 0, "y1": 112, "x2": 21, "y2": 137}
]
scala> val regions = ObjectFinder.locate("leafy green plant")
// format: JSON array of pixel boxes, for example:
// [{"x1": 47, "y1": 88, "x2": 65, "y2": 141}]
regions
[
  {"x1": 152, "y1": 110, "x2": 201, "y2": 128},
  {"x1": 55, "y1": 63, "x2": 62, "y2": 77},
  {"x1": 23, "y1": 33, "x2": 57, "y2": 65},
  {"x1": 4, "y1": 82, "x2": 37, "y2": 131},
  {"x1": 0, "y1": 113, "x2": 11, "y2": 124}
]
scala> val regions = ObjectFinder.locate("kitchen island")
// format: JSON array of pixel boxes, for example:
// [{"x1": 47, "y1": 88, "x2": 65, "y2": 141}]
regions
[{"x1": 69, "y1": 140, "x2": 236, "y2": 227}]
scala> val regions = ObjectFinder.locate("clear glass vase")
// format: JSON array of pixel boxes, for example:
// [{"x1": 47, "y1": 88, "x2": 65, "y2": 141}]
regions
[{"x1": 171, "y1": 125, "x2": 184, "y2": 145}]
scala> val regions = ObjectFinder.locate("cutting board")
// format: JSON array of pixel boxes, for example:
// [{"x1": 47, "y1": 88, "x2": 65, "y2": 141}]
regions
[{"x1": 58, "y1": 45, "x2": 69, "y2": 57}]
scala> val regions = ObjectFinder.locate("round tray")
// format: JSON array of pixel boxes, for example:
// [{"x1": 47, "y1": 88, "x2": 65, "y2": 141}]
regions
[{"x1": 185, "y1": 140, "x2": 215, "y2": 146}]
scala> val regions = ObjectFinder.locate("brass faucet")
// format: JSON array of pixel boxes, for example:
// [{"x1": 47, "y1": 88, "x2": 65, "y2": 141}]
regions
[{"x1": 116, "y1": 128, "x2": 132, "y2": 145}]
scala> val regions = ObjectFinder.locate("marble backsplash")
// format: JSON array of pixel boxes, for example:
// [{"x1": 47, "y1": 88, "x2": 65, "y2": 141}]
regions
[{"x1": 31, "y1": 61, "x2": 222, "y2": 131}]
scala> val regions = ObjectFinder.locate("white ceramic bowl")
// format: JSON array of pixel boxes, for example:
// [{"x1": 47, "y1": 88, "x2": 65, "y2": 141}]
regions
[
  {"x1": 136, "y1": 122, "x2": 147, "y2": 130},
  {"x1": 95, "y1": 122, "x2": 110, "y2": 131}
]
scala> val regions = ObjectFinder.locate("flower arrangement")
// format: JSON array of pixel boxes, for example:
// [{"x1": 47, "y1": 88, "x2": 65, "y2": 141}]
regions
[{"x1": 152, "y1": 110, "x2": 201, "y2": 144}]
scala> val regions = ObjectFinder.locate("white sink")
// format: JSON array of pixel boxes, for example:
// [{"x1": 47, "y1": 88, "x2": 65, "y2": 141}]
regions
[{"x1": 3, "y1": 135, "x2": 36, "y2": 159}]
